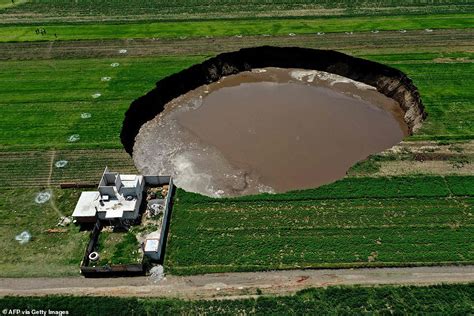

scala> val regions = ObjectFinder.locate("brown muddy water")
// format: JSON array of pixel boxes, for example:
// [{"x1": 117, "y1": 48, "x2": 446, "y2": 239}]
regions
[{"x1": 134, "y1": 68, "x2": 409, "y2": 197}]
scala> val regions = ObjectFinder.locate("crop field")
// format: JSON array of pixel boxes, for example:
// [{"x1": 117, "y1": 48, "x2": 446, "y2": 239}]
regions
[
  {"x1": 1, "y1": 14, "x2": 473, "y2": 42},
  {"x1": 167, "y1": 177, "x2": 474, "y2": 274},
  {"x1": 1, "y1": 284, "x2": 473, "y2": 314},
  {"x1": 1, "y1": 0, "x2": 472, "y2": 24},
  {"x1": 0, "y1": 53, "x2": 472, "y2": 153},
  {"x1": 0, "y1": 2, "x2": 472, "y2": 277},
  {"x1": 0, "y1": 188, "x2": 89, "y2": 277}
]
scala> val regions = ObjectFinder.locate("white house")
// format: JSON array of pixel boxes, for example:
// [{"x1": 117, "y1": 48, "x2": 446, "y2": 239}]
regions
[{"x1": 72, "y1": 167, "x2": 145, "y2": 225}]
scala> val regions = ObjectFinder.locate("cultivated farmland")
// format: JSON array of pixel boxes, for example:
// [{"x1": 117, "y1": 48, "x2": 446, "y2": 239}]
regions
[{"x1": 0, "y1": 1, "x2": 472, "y2": 278}]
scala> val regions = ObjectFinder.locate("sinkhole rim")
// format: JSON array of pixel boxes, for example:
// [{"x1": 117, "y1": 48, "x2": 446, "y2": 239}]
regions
[{"x1": 121, "y1": 46, "x2": 426, "y2": 156}]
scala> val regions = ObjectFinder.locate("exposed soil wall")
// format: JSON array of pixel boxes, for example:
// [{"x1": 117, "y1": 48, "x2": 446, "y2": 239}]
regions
[{"x1": 121, "y1": 46, "x2": 426, "y2": 155}]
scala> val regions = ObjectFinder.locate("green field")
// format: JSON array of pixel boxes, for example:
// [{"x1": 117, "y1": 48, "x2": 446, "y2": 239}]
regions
[
  {"x1": 0, "y1": 188, "x2": 89, "y2": 277},
  {"x1": 167, "y1": 176, "x2": 474, "y2": 275},
  {"x1": 0, "y1": 2, "x2": 473, "y2": 278},
  {"x1": 0, "y1": 53, "x2": 472, "y2": 152},
  {"x1": 1, "y1": 0, "x2": 473, "y2": 24},
  {"x1": 1, "y1": 284, "x2": 473, "y2": 315},
  {"x1": 0, "y1": 14, "x2": 473, "y2": 42}
]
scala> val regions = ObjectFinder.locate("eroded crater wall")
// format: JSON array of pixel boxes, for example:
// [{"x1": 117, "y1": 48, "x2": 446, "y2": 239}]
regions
[{"x1": 121, "y1": 46, "x2": 426, "y2": 155}]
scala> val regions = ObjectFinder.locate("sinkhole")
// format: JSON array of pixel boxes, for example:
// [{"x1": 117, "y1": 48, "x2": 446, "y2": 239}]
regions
[{"x1": 121, "y1": 47, "x2": 426, "y2": 197}]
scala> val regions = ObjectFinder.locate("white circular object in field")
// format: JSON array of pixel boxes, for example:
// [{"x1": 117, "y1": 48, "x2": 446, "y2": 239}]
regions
[
  {"x1": 371, "y1": 30, "x2": 379, "y2": 33},
  {"x1": 68, "y1": 134, "x2": 80, "y2": 142},
  {"x1": 81, "y1": 112, "x2": 91, "y2": 119},
  {"x1": 55, "y1": 160, "x2": 68, "y2": 168},
  {"x1": 317, "y1": 32, "x2": 325, "y2": 36},
  {"x1": 35, "y1": 191, "x2": 51, "y2": 204},
  {"x1": 101, "y1": 76, "x2": 111, "y2": 82},
  {"x1": 89, "y1": 251, "x2": 100, "y2": 262},
  {"x1": 119, "y1": 49, "x2": 127, "y2": 54},
  {"x1": 288, "y1": 33, "x2": 296, "y2": 37},
  {"x1": 110, "y1": 62, "x2": 120, "y2": 67},
  {"x1": 91, "y1": 93, "x2": 101, "y2": 99},
  {"x1": 15, "y1": 231, "x2": 31, "y2": 245}
]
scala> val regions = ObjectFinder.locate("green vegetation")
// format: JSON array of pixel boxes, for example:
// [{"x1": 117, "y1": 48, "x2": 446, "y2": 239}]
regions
[
  {"x1": 96, "y1": 231, "x2": 141, "y2": 266},
  {"x1": 393, "y1": 62, "x2": 474, "y2": 140},
  {"x1": 0, "y1": 56, "x2": 204, "y2": 151},
  {"x1": 2, "y1": 284, "x2": 473, "y2": 315},
  {"x1": 0, "y1": 188, "x2": 89, "y2": 277},
  {"x1": 0, "y1": 14, "x2": 472, "y2": 42},
  {"x1": 1, "y1": 0, "x2": 472, "y2": 24},
  {"x1": 166, "y1": 176, "x2": 473, "y2": 275},
  {"x1": 0, "y1": 1, "x2": 472, "y2": 279},
  {"x1": 0, "y1": 0, "x2": 27, "y2": 10},
  {"x1": 0, "y1": 53, "x2": 472, "y2": 153}
]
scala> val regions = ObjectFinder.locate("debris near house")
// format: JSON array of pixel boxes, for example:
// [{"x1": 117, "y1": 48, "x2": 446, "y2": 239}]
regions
[
  {"x1": 46, "y1": 228, "x2": 67, "y2": 233},
  {"x1": 149, "y1": 265, "x2": 165, "y2": 283},
  {"x1": 57, "y1": 216, "x2": 72, "y2": 227}
]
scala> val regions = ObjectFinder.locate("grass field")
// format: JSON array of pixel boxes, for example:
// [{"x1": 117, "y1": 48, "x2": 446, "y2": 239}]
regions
[
  {"x1": 1, "y1": 0, "x2": 472, "y2": 23},
  {"x1": 0, "y1": 2, "x2": 472, "y2": 278},
  {"x1": 0, "y1": 14, "x2": 473, "y2": 42},
  {"x1": 0, "y1": 188, "x2": 89, "y2": 277},
  {"x1": 166, "y1": 176, "x2": 474, "y2": 275},
  {"x1": 1, "y1": 284, "x2": 473, "y2": 314},
  {"x1": 0, "y1": 53, "x2": 472, "y2": 152}
]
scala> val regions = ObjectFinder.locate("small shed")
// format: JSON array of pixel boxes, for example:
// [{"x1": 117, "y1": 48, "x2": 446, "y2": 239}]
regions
[{"x1": 144, "y1": 238, "x2": 160, "y2": 261}]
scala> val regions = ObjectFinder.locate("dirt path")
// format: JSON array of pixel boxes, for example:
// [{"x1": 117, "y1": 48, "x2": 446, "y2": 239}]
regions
[
  {"x1": 1, "y1": 28, "x2": 472, "y2": 61},
  {"x1": 1, "y1": 266, "x2": 473, "y2": 300}
]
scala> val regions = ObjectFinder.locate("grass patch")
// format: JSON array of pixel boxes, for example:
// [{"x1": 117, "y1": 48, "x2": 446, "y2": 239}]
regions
[
  {"x1": 166, "y1": 176, "x2": 474, "y2": 275},
  {"x1": 0, "y1": 53, "x2": 472, "y2": 152},
  {"x1": 0, "y1": 188, "x2": 89, "y2": 277},
  {"x1": 95, "y1": 231, "x2": 141, "y2": 266},
  {"x1": 1, "y1": 284, "x2": 473, "y2": 314},
  {"x1": 0, "y1": 13, "x2": 472, "y2": 42}
]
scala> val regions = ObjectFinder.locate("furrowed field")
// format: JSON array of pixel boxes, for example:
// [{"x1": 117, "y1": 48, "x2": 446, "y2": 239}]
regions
[
  {"x1": 0, "y1": 53, "x2": 473, "y2": 152},
  {"x1": 1, "y1": 0, "x2": 473, "y2": 23},
  {"x1": 0, "y1": 14, "x2": 473, "y2": 42},
  {"x1": 0, "y1": 1, "x2": 472, "y2": 277},
  {"x1": 1, "y1": 284, "x2": 473, "y2": 314},
  {"x1": 167, "y1": 177, "x2": 474, "y2": 275}
]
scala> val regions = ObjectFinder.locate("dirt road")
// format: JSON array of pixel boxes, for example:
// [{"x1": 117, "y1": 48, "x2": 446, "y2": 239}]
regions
[
  {"x1": 1, "y1": 28, "x2": 472, "y2": 61},
  {"x1": 1, "y1": 266, "x2": 473, "y2": 300}
]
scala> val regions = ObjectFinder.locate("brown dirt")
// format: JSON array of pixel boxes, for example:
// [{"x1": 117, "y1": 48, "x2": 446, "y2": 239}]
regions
[
  {"x1": 1, "y1": 266, "x2": 473, "y2": 299},
  {"x1": 0, "y1": 29, "x2": 472, "y2": 61}
]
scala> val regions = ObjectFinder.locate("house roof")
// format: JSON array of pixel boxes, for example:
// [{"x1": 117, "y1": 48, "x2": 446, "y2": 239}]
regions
[{"x1": 72, "y1": 192, "x2": 99, "y2": 218}]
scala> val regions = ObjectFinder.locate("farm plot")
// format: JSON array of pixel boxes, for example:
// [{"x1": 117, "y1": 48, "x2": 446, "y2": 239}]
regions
[
  {"x1": 0, "y1": 188, "x2": 89, "y2": 277},
  {"x1": 0, "y1": 0, "x2": 472, "y2": 24},
  {"x1": 0, "y1": 56, "x2": 204, "y2": 151},
  {"x1": 166, "y1": 177, "x2": 474, "y2": 275},
  {"x1": 2, "y1": 284, "x2": 473, "y2": 314},
  {"x1": 1, "y1": 29, "x2": 473, "y2": 61},
  {"x1": 0, "y1": 13, "x2": 473, "y2": 42},
  {"x1": 1, "y1": 284, "x2": 473, "y2": 314},
  {"x1": 0, "y1": 149, "x2": 135, "y2": 189},
  {"x1": 0, "y1": 54, "x2": 472, "y2": 152}
]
